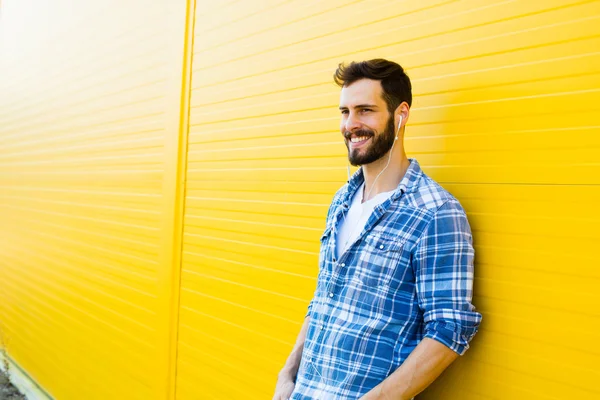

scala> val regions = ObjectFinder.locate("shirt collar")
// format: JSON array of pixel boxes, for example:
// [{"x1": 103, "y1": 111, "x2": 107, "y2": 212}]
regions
[{"x1": 344, "y1": 158, "x2": 423, "y2": 204}]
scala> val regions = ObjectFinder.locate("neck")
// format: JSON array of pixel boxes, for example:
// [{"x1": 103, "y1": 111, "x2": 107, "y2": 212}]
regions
[{"x1": 361, "y1": 141, "x2": 410, "y2": 202}]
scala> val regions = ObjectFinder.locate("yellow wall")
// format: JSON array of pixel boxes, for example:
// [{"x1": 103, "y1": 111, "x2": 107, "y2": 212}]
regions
[
  {"x1": 0, "y1": 0, "x2": 192, "y2": 399},
  {"x1": 1, "y1": 0, "x2": 599, "y2": 399}
]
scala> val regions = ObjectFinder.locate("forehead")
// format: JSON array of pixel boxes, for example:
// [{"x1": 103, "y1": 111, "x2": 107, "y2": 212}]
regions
[{"x1": 339, "y1": 79, "x2": 385, "y2": 107}]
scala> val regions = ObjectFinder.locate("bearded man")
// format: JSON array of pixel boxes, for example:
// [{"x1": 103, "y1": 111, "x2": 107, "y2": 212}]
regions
[{"x1": 273, "y1": 59, "x2": 482, "y2": 400}]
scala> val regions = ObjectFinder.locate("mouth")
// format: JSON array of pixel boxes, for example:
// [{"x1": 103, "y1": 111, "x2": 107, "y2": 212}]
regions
[{"x1": 348, "y1": 135, "x2": 372, "y2": 148}]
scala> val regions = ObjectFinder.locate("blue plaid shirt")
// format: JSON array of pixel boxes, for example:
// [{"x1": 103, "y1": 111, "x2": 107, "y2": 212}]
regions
[{"x1": 291, "y1": 159, "x2": 482, "y2": 399}]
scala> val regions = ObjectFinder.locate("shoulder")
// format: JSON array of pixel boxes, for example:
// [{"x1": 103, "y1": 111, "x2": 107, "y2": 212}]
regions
[
  {"x1": 332, "y1": 183, "x2": 348, "y2": 203},
  {"x1": 323, "y1": 183, "x2": 348, "y2": 222},
  {"x1": 403, "y1": 172, "x2": 470, "y2": 236},
  {"x1": 407, "y1": 171, "x2": 465, "y2": 214},
  {"x1": 409, "y1": 174, "x2": 473, "y2": 251}
]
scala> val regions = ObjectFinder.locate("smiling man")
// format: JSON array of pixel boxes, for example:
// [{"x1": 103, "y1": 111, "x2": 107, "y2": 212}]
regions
[{"x1": 273, "y1": 59, "x2": 482, "y2": 400}]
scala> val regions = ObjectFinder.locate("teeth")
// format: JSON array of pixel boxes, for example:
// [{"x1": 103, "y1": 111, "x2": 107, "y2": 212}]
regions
[{"x1": 350, "y1": 136, "x2": 369, "y2": 143}]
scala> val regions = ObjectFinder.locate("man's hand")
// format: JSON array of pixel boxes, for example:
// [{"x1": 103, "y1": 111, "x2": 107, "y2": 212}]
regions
[
  {"x1": 358, "y1": 338, "x2": 458, "y2": 400},
  {"x1": 272, "y1": 372, "x2": 295, "y2": 400},
  {"x1": 273, "y1": 317, "x2": 311, "y2": 400}
]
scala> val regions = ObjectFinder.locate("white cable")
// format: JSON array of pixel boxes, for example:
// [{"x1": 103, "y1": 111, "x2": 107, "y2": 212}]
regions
[{"x1": 362, "y1": 116, "x2": 402, "y2": 202}]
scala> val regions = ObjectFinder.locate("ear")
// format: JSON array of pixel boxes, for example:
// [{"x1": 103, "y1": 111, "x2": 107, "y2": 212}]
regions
[{"x1": 395, "y1": 101, "x2": 410, "y2": 130}]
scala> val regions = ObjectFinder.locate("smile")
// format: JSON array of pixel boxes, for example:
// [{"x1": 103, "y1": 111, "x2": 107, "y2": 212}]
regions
[
  {"x1": 348, "y1": 136, "x2": 372, "y2": 149},
  {"x1": 350, "y1": 136, "x2": 370, "y2": 143}
]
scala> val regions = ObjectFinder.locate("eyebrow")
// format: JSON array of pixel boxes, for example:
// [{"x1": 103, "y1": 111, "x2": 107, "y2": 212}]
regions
[{"x1": 338, "y1": 104, "x2": 379, "y2": 110}]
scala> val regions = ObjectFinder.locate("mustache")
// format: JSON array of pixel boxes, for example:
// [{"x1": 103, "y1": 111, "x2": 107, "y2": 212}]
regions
[{"x1": 344, "y1": 129, "x2": 375, "y2": 140}]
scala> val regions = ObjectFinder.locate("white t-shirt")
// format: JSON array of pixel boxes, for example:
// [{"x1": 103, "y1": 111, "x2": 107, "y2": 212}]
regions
[{"x1": 336, "y1": 183, "x2": 394, "y2": 259}]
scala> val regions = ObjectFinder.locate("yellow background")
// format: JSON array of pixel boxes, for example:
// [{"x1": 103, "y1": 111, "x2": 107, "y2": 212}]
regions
[{"x1": 1, "y1": 0, "x2": 599, "y2": 399}]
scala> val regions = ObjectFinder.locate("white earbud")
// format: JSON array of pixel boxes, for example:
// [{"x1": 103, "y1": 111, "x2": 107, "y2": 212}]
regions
[{"x1": 395, "y1": 115, "x2": 403, "y2": 140}]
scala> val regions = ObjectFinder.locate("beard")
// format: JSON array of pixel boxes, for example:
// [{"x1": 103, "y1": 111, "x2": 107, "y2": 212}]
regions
[{"x1": 345, "y1": 115, "x2": 396, "y2": 166}]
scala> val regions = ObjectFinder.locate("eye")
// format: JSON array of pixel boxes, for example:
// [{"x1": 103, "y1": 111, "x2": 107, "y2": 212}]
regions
[
  {"x1": 340, "y1": 109, "x2": 349, "y2": 115},
  {"x1": 361, "y1": 108, "x2": 372, "y2": 113}
]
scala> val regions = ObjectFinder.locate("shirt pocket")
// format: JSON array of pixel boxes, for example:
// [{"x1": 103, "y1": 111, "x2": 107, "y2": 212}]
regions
[{"x1": 355, "y1": 234, "x2": 407, "y2": 288}]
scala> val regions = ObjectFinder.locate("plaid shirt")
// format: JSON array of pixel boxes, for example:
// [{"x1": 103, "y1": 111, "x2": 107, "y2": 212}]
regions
[{"x1": 291, "y1": 159, "x2": 482, "y2": 399}]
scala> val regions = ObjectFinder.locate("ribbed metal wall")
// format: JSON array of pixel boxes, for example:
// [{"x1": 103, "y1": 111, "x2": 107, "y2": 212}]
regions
[
  {"x1": 178, "y1": 0, "x2": 600, "y2": 399},
  {"x1": 0, "y1": 1, "x2": 188, "y2": 399},
  {"x1": 1, "y1": 1, "x2": 599, "y2": 399}
]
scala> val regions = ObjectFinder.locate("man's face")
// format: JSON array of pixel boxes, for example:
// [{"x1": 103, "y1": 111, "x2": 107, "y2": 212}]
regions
[{"x1": 339, "y1": 79, "x2": 395, "y2": 166}]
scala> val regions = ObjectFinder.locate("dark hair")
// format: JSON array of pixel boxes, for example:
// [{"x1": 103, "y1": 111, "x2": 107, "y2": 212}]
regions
[{"x1": 333, "y1": 59, "x2": 412, "y2": 113}]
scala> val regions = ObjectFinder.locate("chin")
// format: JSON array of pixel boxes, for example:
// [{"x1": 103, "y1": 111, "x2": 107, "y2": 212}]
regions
[{"x1": 348, "y1": 156, "x2": 365, "y2": 167}]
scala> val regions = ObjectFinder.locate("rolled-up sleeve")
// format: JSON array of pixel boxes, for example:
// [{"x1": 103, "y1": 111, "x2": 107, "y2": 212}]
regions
[{"x1": 414, "y1": 199, "x2": 482, "y2": 355}]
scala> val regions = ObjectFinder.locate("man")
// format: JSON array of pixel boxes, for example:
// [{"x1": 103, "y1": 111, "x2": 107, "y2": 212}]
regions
[{"x1": 273, "y1": 59, "x2": 482, "y2": 400}]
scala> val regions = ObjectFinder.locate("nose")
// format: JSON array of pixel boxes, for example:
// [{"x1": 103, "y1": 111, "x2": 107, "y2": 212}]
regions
[{"x1": 344, "y1": 113, "x2": 361, "y2": 133}]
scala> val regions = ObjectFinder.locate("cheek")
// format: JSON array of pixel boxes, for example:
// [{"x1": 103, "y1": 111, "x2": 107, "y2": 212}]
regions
[{"x1": 369, "y1": 117, "x2": 387, "y2": 131}]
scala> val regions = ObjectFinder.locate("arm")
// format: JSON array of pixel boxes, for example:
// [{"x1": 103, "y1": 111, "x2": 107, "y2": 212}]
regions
[
  {"x1": 273, "y1": 316, "x2": 311, "y2": 400},
  {"x1": 362, "y1": 200, "x2": 482, "y2": 399},
  {"x1": 273, "y1": 196, "x2": 336, "y2": 398},
  {"x1": 278, "y1": 316, "x2": 310, "y2": 382},
  {"x1": 360, "y1": 338, "x2": 457, "y2": 400}
]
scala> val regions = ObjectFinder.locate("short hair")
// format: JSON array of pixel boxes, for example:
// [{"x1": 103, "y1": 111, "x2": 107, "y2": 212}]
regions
[{"x1": 333, "y1": 59, "x2": 412, "y2": 113}]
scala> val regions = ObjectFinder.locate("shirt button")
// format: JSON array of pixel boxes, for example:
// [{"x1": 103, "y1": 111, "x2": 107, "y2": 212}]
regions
[
  {"x1": 333, "y1": 257, "x2": 337, "y2": 263},
  {"x1": 379, "y1": 244, "x2": 384, "y2": 250},
  {"x1": 340, "y1": 263, "x2": 345, "y2": 267},
  {"x1": 320, "y1": 324, "x2": 324, "y2": 330},
  {"x1": 329, "y1": 293, "x2": 334, "y2": 298}
]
